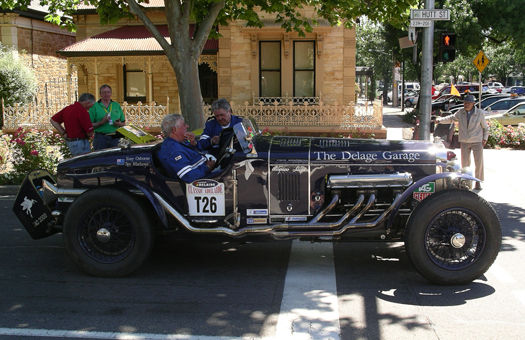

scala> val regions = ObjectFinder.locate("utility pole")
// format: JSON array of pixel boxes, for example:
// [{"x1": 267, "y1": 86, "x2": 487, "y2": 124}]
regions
[{"x1": 418, "y1": 0, "x2": 434, "y2": 140}]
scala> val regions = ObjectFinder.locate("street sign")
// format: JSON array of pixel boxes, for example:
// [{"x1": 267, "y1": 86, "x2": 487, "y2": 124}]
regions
[
  {"x1": 410, "y1": 9, "x2": 450, "y2": 20},
  {"x1": 473, "y1": 50, "x2": 490, "y2": 73},
  {"x1": 410, "y1": 20, "x2": 432, "y2": 27}
]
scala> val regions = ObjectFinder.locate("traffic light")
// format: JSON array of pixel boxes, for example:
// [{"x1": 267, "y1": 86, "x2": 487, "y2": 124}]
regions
[{"x1": 440, "y1": 33, "x2": 456, "y2": 63}]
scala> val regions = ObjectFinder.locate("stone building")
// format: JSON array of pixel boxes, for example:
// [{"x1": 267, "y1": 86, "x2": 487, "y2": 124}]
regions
[
  {"x1": 59, "y1": 2, "x2": 357, "y2": 110},
  {"x1": 0, "y1": 1, "x2": 77, "y2": 105}
]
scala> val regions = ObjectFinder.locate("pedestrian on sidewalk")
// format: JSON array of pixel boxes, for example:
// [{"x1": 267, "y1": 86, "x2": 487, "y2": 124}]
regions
[
  {"x1": 435, "y1": 94, "x2": 488, "y2": 190},
  {"x1": 50, "y1": 93, "x2": 96, "y2": 156}
]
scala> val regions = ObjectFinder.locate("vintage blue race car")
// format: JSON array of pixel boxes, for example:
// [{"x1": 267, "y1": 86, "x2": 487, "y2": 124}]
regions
[{"x1": 13, "y1": 119, "x2": 501, "y2": 284}]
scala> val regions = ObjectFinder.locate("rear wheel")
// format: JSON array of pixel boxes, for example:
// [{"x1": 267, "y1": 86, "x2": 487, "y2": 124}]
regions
[
  {"x1": 405, "y1": 189, "x2": 501, "y2": 285},
  {"x1": 63, "y1": 188, "x2": 153, "y2": 277}
]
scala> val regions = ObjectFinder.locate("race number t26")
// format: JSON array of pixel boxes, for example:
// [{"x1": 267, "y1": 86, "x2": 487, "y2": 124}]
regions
[
  {"x1": 194, "y1": 196, "x2": 217, "y2": 214},
  {"x1": 186, "y1": 180, "x2": 225, "y2": 216}
]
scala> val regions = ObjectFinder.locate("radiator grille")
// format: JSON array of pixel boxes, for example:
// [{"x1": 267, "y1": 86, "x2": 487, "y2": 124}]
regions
[{"x1": 278, "y1": 172, "x2": 300, "y2": 201}]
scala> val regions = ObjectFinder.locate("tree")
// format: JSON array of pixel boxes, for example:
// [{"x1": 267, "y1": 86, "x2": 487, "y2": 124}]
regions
[
  {"x1": 484, "y1": 43, "x2": 520, "y2": 86},
  {"x1": 2, "y1": 0, "x2": 417, "y2": 129},
  {"x1": 0, "y1": 43, "x2": 37, "y2": 106}
]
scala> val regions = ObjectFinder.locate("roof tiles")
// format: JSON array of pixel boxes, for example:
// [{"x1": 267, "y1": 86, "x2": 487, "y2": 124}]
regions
[{"x1": 59, "y1": 25, "x2": 218, "y2": 56}]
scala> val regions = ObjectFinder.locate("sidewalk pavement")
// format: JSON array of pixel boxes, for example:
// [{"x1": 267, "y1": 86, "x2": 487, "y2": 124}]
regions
[{"x1": 382, "y1": 104, "x2": 415, "y2": 140}]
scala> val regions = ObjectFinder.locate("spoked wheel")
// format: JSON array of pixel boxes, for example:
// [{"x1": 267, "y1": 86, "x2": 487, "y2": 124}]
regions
[
  {"x1": 63, "y1": 188, "x2": 153, "y2": 277},
  {"x1": 79, "y1": 207, "x2": 135, "y2": 264},
  {"x1": 405, "y1": 189, "x2": 501, "y2": 285}
]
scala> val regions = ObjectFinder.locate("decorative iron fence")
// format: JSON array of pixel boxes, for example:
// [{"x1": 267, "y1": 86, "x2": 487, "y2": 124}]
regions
[
  {"x1": 1, "y1": 100, "x2": 169, "y2": 131},
  {"x1": 228, "y1": 100, "x2": 382, "y2": 130},
  {"x1": 2, "y1": 98, "x2": 382, "y2": 132}
]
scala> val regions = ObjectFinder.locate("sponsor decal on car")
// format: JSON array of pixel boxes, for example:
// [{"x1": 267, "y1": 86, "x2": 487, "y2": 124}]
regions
[
  {"x1": 247, "y1": 209, "x2": 268, "y2": 216},
  {"x1": 413, "y1": 182, "x2": 435, "y2": 201},
  {"x1": 247, "y1": 217, "x2": 267, "y2": 224},
  {"x1": 186, "y1": 179, "x2": 225, "y2": 216},
  {"x1": 284, "y1": 216, "x2": 308, "y2": 222}
]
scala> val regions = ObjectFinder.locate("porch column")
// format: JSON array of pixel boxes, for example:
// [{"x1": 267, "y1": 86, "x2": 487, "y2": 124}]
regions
[
  {"x1": 94, "y1": 57, "x2": 99, "y2": 99},
  {"x1": 148, "y1": 57, "x2": 153, "y2": 103}
]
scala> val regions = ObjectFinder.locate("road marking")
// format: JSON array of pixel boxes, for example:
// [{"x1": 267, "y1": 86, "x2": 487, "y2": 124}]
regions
[
  {"x1": 0, "y1": 327, "x2": 253, "y2": 339},
  {"x1": 275, "y1": 240, "x2": 340, "y2": 339}
]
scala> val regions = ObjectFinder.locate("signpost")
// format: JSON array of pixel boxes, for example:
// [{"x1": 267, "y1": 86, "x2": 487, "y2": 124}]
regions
[
  {"x1": 473, "y1": 51, "x2": 491, "y2": 108},
  {"x1": 410, "y1": 6, "x2": 451, "y2": 140},
  {"x1": 410, "y1": 9, "x2": 450, "y2": 20},
  {"x1": 410, "y1": 20, "x2": 432, "y2": 27}
]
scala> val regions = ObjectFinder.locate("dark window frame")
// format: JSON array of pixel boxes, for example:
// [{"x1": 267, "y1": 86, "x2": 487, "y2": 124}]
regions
[
  {"x1": 293, "y1": 40, "x2": 316, "y2": 97},
  {"x1": 259, "y1": 41, "x2": 282, "y2": 98},
  {"x1": 123, "y1": 65, "x2": 146, "y2": 103}
]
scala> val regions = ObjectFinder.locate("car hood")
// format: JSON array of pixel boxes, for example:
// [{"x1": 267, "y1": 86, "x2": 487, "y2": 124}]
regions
[{"x1": 265, "y1": 136, "x2": 438, "y2": 165}]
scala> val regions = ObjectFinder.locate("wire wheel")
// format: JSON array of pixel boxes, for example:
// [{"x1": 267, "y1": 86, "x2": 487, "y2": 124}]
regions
[
  {"x1": 78, "y1": 207, "x2": 135, "y2": 264},
  {"x1": 424, "y1": 208, "x2": 486, "y2": 270}
]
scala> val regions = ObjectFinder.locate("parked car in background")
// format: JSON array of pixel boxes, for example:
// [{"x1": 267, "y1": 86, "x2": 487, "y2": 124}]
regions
[
  {"x1": 479, "y1": 94, "x2": 511, "y2": 109},
  {"x1": 404, "y1": 90, "x2": 419, "y2": 108},
  {"x1": 503, "y1": 86, "x2": 525, "y2": 94},
  {"x1": 487, "y1": 82, "x2": 504, "y2": 93},
  {"x1": 432, "y1": 83, "x2": 481, "y2": 100},
  {"x1": 510, "y1": 86, "x2": 525, "y2": 96},
  {"x1": 485, "y1": 96, "x2": 525, "y2": 115},
  {"x1": 488, "y1": 102, "x2": 525, "y2": 126}
]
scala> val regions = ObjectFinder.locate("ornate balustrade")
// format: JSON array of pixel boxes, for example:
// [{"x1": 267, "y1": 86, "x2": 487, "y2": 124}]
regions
[
  {"x1": 228, "y1": 100, "x2": 383, "y2": 130},
  {"x1": 2, "y1": 98, "x2": 382, "y2": 133}
]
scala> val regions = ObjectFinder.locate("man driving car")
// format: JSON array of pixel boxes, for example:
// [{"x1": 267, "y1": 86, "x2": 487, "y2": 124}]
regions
[{"x1": 158, "y1": 114, "x2": 215, "y2": 183}]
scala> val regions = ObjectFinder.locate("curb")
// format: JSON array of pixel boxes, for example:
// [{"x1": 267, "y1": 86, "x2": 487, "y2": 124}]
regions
[{"x1": 0, "y1": 185, "x2": 20, "y2": 195}]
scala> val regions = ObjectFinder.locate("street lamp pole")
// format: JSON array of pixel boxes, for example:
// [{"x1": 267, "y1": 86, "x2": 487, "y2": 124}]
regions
[{"x1": 418, "y1": 0, "x2": 434, "y2": 140}]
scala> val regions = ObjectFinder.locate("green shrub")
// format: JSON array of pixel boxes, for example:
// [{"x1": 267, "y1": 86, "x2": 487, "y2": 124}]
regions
[{"x1": 0, "y1": 43, "x2": 37, "y2": 106}]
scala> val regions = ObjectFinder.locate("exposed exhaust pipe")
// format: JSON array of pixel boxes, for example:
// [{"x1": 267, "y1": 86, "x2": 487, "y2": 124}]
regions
[{"x1": 154, "y1": 191, "x2": 390, "y2": 239}]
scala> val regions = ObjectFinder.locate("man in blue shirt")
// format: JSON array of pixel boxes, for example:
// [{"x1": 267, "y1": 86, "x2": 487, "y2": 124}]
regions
[
  {"x1": 198, "y1": 98, "x2": 243, "y2": 151},
  {"x1": 158, "y1": 114, "x2": 216, "y2": 183}
]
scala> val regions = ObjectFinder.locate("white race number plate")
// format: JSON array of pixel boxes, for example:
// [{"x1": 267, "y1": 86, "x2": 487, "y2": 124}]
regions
[{"x1": 186, "y1": 179, "x2": 225, "y2": 216}]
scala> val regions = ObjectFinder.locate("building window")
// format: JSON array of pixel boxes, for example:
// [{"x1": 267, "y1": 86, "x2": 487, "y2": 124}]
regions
[
  {"x1": 259, "y1": 41, "x2": 281, "y2": 97},
  {"x1": 294, "y1": 41, "x2": 315, "y2": 97},
  {"x1": 123, "y1": 65, "x2": 146, "y2": 103}
]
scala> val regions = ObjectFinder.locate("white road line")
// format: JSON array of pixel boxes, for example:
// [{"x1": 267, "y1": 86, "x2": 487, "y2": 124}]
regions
[
  {"x1": 275, "y1": 240, "x2": 340, "y2": 340},
  {"x1": 0, "y1": 328, "x2": 255, "y2": 340}
]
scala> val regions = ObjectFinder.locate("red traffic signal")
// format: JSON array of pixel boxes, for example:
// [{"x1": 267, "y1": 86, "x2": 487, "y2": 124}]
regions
[{"x1": 441, "y1": 33, "x2": 455, "y2": 47}]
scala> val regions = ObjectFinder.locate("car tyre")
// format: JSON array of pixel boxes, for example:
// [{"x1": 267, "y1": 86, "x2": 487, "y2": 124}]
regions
[
  {"x1": 63, "y1": 188, "x2": 153, "y2": 277},
  {"x1": 405, "y1": 189, "x2": 501, "y2": 285}
]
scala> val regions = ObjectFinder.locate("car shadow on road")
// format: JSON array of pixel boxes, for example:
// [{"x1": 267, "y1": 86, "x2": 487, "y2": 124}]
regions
[
  {"x1": 334, "y1": 242, "x2": 497, "y2": 338},
  {"x1": 489, "y1": 202, "x2": 525, "y2": 250}
]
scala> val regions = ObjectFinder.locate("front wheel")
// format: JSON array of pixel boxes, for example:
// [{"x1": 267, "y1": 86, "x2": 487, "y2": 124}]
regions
[
  {"x1": 405, "y1": 189, "x2": 501, "y2": 285},
  {"x1": 63, "y1": 188, "x2": 153, "y2": 277}
]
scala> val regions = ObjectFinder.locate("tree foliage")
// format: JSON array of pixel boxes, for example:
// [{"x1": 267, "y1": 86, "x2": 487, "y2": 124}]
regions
[
  {"x1": 2, "y1": 0, "x2": 418, "y2": 128},
  {"x1": 0, "y1": 44, "x2": 37, "y2": 106}
]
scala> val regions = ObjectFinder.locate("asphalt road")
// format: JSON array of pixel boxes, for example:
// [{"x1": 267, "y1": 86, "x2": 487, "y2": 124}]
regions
[{"x1": 0, "y1": 149, "x2": 524, "y2": 340}]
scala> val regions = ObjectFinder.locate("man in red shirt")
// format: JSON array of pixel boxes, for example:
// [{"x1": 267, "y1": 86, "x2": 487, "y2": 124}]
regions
[{"x1": 50, "y1": 93, "x2": 96, "y2": 156}]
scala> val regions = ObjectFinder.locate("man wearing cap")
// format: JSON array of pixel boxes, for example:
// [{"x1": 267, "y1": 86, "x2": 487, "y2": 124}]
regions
[{"x1": 436, "y1": 94, "x2": 488, "y2": 190}]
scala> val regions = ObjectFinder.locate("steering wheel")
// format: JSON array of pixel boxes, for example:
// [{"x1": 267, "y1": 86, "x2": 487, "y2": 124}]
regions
[{"x1": 213, "y1": 128, "x2": 235, "y2": 169}]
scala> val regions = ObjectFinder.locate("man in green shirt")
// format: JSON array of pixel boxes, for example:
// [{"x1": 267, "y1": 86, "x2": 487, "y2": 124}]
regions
[{"x1": 89, "y1": 84, "x2": 126, "y2": 150}]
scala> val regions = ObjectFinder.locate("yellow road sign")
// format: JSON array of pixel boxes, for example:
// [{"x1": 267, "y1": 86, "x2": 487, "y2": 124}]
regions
[{"x1": 473, "y1": 50, "x2": 490, "y2": 73}]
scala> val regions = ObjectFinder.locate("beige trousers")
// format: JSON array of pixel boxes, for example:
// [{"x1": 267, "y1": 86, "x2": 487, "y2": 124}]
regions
[{"x1": 460, "y1": 142, "x2": 484, "y2": 181}]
